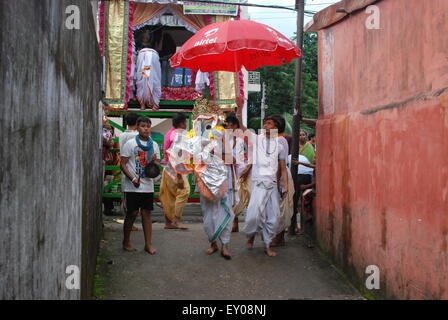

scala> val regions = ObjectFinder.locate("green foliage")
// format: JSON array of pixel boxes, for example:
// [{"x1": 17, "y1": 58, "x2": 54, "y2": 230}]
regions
[
  {"x1": 301, "y1": 32, "x2": 318, "y2": 82},
  {"x1": 93, "y1": 256, "x2": 107, "y2": 299},
  {"x1": 247, "y1": 33, "x2": 318, "y2": 133}
]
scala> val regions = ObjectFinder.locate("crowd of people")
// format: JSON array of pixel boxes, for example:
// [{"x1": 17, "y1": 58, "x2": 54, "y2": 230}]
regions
[{"x1": 104, "y1": 111, "x2": 316, "y2": 259}]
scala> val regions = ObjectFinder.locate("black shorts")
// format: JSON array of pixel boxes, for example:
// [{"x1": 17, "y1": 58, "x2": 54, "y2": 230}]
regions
[{"x1": 125, "y1": 192, "x2": 154, "y2": 214}]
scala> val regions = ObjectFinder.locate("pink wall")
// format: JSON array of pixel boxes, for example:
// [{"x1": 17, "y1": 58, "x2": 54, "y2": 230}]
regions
[{"x1": 315, "y1": 0, "x2": 448, "y2": 299}]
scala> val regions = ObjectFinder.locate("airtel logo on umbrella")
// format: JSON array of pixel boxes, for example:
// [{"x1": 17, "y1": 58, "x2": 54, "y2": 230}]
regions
[{"x1": 194, "y1": 28, "x2": 219, "y2": 47}]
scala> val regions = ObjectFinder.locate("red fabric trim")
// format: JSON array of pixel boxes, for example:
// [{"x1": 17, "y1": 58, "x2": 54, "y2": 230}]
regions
[
  {"x1": 161, "y1": 87, "x2": 203, "y2": 101},
  {"x1": 99, "y1": 0, "x2": 105, "y2": 56},
  {"x1": 124, "y1": 1, "x2": 135, "y2": 110}
]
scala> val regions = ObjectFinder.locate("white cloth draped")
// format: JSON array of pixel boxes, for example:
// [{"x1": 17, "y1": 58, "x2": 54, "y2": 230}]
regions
[
  {"x1": 135, "y1": 48, "x2": 162, "y2": 106},
  {"x1": 244, "y1": 180, "x2": 280, "y2": 248},
  {"x1": 201, "y1": 195, "x2": 235, "y2": 245}
]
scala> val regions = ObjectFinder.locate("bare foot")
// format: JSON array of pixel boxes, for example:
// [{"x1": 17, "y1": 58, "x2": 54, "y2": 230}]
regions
[
  {"x1": 246, "y1": 236, "x2": 255, "y2": 249},
  {"x1": 144, "y1": 246, "x2": 157, "y2": 255},
  {"x1": 221, "y1": 245, "x2": 231, "y2": 260},
  {"x1": 264, "y1": 247, "x2": 277, "y2": 257},
  {"x1": 174, "y1": 221, "x2": 189, "y2": 230},
  {"x1": 205, "y1": 242, "x2": 218, "y2": 255},
  {"x1": 122, "y1": 243, "x2": 137, "y2": 252},
  {"x1": 164, "y1": 223, "x2": 178, "y2": 229}
]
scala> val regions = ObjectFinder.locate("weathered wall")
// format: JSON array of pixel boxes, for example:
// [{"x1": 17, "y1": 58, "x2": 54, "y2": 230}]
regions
[
  {"x1": 0, "y1": 0, "x2": 102, "y2": 299},
  {"x1": 315, "y1": 0, "x2": 448, "y2": 299}
]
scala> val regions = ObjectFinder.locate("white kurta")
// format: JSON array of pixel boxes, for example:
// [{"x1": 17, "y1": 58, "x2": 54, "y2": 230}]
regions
[
  {"x1": 135, "y1": 48, "x2": 162, "y2": 106},
  {"x1": 200, "y1": 195, "x2": 235, "y2": 245}
]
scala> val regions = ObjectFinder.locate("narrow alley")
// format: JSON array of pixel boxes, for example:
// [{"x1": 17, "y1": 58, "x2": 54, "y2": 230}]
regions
[{"x1": 96, "y1": 205, "x2": 361, "y2": 300}]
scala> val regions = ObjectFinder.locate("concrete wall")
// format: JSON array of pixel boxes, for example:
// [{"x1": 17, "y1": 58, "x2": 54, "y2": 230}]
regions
[
  {"x1": 0, "y1": 0, "x2": 102, "y2": 299},
  {"x1": 315, "y1": 0, "x2": 448, "y2": 299}
]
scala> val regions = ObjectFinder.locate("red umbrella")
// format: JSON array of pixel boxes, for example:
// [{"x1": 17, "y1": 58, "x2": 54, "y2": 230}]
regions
[{"x1": 170, "y1": 20, "x2": 301, "y2": 72}]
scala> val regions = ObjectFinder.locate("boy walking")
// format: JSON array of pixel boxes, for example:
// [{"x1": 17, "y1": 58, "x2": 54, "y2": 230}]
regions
[{"x1": 120, "y1": 116, "x2": 160, "y2": 254}]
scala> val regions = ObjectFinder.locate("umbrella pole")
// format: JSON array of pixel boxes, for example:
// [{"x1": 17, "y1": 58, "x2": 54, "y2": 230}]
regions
[{"x1": 290, "y1": 0, "x2": 306, "y2": 236}]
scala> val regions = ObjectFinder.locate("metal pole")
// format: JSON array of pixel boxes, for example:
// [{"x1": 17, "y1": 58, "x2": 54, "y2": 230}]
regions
[
  {"x1": 260, "y1": 82, "x2": 266, "y2": 128},
  {"x1": 289, "y1": 0, "x2": 305, "y2": 236}
]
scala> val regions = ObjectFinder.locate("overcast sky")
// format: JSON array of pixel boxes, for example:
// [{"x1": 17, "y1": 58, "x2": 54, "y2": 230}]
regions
[{"x1": 248, "y1": 0, "x2": 339, "y2": 39}]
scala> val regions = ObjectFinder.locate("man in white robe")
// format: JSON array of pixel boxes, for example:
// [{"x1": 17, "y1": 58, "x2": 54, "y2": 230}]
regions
[
  {"x1": 135, "y1": 48, "x2": 161, "y2": 110},
  {"x1": 169, "y1": 116, "x2": 235, "y2": 259},
  {"x1": 264, "y1": 115, "x2": 295, "y2": 247},
  {"x1": 198, "y1": 131, "x2": 235, "y2": 260},
  {"x1": 242, "y1": 116, "x2": 289, "y2": 257}
]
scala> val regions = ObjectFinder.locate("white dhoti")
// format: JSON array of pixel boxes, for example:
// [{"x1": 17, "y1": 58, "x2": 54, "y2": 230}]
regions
[
  {"x1": 201, "y1": 195, "x2": 235, "y2": 245},
  {"x1": 244, "y1": 180, "x2": 280, "y2": 248},
  {"x1": 277, "y1": 168, "x2": 295, "y2": 233}
]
